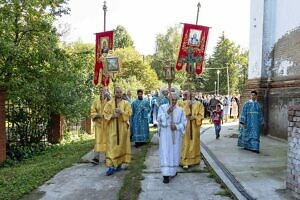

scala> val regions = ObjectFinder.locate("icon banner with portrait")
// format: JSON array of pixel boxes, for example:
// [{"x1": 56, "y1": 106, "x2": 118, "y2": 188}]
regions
[
  {"x1": 105, "y1": 56, "x2": 120, "y2": 73},
  {"x1": 93, "y1": 30, "x2": 114, "y2": 86},
  {"x1": 176, "y1": 23, "x2": 210, "y2": 75}
]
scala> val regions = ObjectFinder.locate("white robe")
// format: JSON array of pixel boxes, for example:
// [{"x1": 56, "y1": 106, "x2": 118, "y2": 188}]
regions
[{"x1": 158, "y1": 104, "x2": 187, "y2": 176}]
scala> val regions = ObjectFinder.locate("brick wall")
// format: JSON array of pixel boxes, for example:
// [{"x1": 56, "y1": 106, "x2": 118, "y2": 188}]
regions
[
  {"x1": 240, "y1": 79, "x2": 268, "y2": 135},
  {"x1": 272, "y1": 27, "x2": 300, "y2": 78},
  {"x1": 287, "y1": 105, "x2": 300, "y2": 196},
  {"x1": 242, "y1": 77, "x2": 300, "y2": 139},
  {"x1": 0, "y1": 88, "x2": 6, "y2": 163}
]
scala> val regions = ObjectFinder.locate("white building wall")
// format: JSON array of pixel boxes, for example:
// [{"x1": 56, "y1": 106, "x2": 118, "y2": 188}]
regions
[
  {"x1": 274, "y1": 0, "x2": 300, "y2": 41},
  {"x1": 249, "y1": 0, "x2": 300, "y2": 80},
  {"x1": 262, "y1": 0, "x2": 276, "y2": 78},
  {"x1": 272, "y1": 0, "x2": 300, "y2": 78},
  {"x1": 248, "y1": 0, "x2": 264, "y2": 79}
]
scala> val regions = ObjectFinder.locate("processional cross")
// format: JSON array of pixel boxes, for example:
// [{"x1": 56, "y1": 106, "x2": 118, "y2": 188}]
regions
[
  {"x1": 178, "y1": 47, "x2": 203, "y2": 140},
  {"x1": 178, "y1": 47, "x2": 203, "y2": 74}
]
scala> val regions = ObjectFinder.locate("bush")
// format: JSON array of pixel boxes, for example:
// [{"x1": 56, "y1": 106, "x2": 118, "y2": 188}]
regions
[{"x1": 7, "y1": 142, "x2": 51, "y2": 161}]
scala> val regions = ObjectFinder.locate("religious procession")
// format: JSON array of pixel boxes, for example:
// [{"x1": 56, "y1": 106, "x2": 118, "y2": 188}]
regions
[
  {"x1": 90, "y1": 17, "x2": 265, "y2": 187},
  {"x1": 90, "y1": 84, "x2": 248, "y2": 184},
  {"x1": 87, "y1": 2, "x2": 269, "y2": 198},
  {"x1": 2, "y1": 0, "x2": 299, "y2": 200},
  {"x1": 91, "y1": 20, "x2": 209, "y2": 183}
]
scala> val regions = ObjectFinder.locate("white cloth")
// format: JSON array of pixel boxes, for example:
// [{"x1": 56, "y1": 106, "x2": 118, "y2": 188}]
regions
[
  {"x1": 158, "y1": 104, "x2": 187, "y2": 176},
  {"x1": 152, "y1": 107, "x2": 158, "y2": 125},
  {"x1": 223, "y1": 99, "x2": 230, "y2": 115}
]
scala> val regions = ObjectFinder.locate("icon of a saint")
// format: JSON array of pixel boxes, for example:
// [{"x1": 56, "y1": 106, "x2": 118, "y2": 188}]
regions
[{"x1": 101, "y1": 39, "x2": 109, "y2": 54}]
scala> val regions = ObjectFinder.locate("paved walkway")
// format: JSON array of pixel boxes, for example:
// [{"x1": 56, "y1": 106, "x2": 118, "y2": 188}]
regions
[
  {"x1": 139, "y1": 144, "x2": 231, "y2": 200},
  {"x1": 21, "y1": 160, "x2": 126, "y2": 200},
  {"x1": 22, "y1": 136, "x2": 230, "y2": 200},
  {"x1": 21, "y1": 120, "x2": 298, "y2": 200},
  {"x1": 201, "y1": 121, "x2": 298, "y2": 200}
]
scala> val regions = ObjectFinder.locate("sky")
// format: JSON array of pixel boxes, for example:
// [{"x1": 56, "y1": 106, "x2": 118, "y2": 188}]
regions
[{"x1": 57, "y1": 0, "x2": 251, "y2": 56}]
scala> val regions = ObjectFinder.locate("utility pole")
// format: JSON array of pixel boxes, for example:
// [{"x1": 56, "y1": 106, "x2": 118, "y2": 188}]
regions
[
  {"x1": 103, "y1": 1, "x2": 107, "y2": 31},
  {"x1": 227, "y1": 65, "x2": 230, "y2": 96},
  {"x1": 196, "y1": 2, "x2": 201, "y2": 25},
  {"x1": 217, "y1": 70, "x2": 220, "y2": 96},
  {"x1": 214, "y1": 81, "x2": 216, "y2": 95}
]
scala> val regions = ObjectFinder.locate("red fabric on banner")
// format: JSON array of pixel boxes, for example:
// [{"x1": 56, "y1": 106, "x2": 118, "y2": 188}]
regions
[
  {"x1": 176, "y1": 23, "x2": 209, "y2": 75},
  {"x1": 93, "y1": 61, "x2": 102, "y2": 86},
  {"x1": 93, "y1": 31, "x2": 114, "y2": 86},
  {"x1": 101, "y1": 74, "x2": 110, "y2": 86}
]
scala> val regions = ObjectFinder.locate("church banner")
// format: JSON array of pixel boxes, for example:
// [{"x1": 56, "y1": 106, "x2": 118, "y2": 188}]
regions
[
  {"x1": 176, "y1": 23, "x2": 209, "y2": 75},
  {"x1": 93, "y1": 30, "x2": 114, "y2": 86}
]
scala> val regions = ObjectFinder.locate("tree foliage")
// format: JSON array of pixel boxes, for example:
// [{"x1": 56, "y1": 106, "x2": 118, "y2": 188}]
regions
[
  {"x1": 114, "y1": 47, "x2": 160, "y2": 93},
  {"x1": 151, "y1": 25, "x2": 183, "y2": 82},
  {"x1": 204, "y1": 34, "x2": 248, "y2": 95},
  {"x1": 236, "y1": 50, "x2": 248, "y2": 92},
  {"x1": 0, "y1": 0, "x2": 94, "y2": 120},
  {"x1": 114, "y1": 25, "x2": 134, "y2": 49},
  {"x1": 0, "y1": 1, "x2": 95, "y2": 153},
  {"x1": 1, "y1": 0, "x2": 66, "y2": 95},
  {"x1": 151, "y1": 25, "x2": 209, "y2": 90},
  {"x1": 62, "y1": 42, "x2": 95, "y2": 120}
]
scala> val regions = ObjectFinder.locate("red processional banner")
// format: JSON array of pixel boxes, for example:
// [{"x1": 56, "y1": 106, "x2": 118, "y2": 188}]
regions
[
  {"x1": 176, "y1": 23, "x2": 209, "y2": 75},
  {"x1": 93, "y1": 31, "x2": 114, "y2": 86}
]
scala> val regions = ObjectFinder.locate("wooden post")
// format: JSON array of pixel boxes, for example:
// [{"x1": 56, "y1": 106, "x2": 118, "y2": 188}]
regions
[
  {"x1": 48, "y1": 114, "x2": 64, "y2": 144},
  {"x1": 189, "y1": 90, "x2": 193, "y2": 140},
  {"x1": 187, "y1": 74, "x2": 193, "y2": 140},
  {"x1": 81, "y1": 118, "x2": 91, "y2": 134},
  {"x1": 111, "y1": 75, "x2": 120, "y2": 145},
  {"x1": 115, "y1": 96, "x2": 120, "y2": 145},
  {"x1": 168, "y1": 82, "x2": 175, "y2": 144},
  {"x1": 0, "y1": 88, "x2": 6, "y2": 163}
]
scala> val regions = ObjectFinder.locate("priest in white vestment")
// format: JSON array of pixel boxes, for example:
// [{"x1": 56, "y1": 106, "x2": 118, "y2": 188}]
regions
[{"x1": 158, "y1": 92, "x2": 187, "y2": 183}]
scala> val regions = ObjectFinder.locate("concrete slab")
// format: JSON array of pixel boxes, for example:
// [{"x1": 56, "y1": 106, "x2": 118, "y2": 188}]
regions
[
  {"x1": 140, "y1": 173, "x2": 231, "y2": 200},
  {"x1": 143, "y1": 145, "x2": 206, "y2": 173},
  {"x1": 21, "y1": 163, "x2": 126, "y2": 200},
  {"x1": 81, "y1": 150, "x2": 96, "y2": 163},
  {"x1": 151, "y1": 133, "x2": 159, "y2": 145},
  {"x1": 140, "y1": 143, "x2": 231, "y2": 200},
  {"x1": 22, "y1": 120, "x2": 295, "y2": 200},
  {"x1": 201, "y1": 121, "x2": 296, "y2": 200}
]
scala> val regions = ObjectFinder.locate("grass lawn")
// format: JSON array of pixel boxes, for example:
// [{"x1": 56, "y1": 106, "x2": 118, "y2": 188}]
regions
[
  {"x1": 0, "y1": 134, "x2": 94, "y2": 200},
  {"x1": 118, "y1": 143, "x2": 149, "y2": 200}
]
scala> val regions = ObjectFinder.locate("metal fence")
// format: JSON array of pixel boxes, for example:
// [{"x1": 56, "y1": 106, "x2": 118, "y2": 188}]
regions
[
  {"x1": 5, "y1": 100, "x2": 49, "y2": 146},
  {"x1": 65, "y1": 119, "x2": 84, "y2": 133}
]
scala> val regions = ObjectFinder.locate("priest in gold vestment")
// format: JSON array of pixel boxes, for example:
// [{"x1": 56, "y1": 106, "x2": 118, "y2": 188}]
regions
[
  {"x1": 178, "y1": 90, "x2": 204, "y2": 169},
  {"x1": 91, "y1": 87, "x2": 110, "y2": 163},
  {"x1": 103, "y1": 87, "x2": 132, "y2": 176}
]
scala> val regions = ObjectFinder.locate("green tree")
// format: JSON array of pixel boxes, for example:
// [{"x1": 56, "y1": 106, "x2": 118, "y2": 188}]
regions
[
  {"x1": 151, "y1": 25, "x2": 182, "y2": 83},
  {"x1": 204, "y1": 34, "x2": 248, "y2": 95},
  {"x1": 0, "y1": 1, "x2": 97, "y2": 150},
  {"x1": 62, "y1": 42, "x2": 95, "y2": 120},
  {"x1": 114, "y1": 47, "x2": 160, "y2": 92},
  {"x1": 0, "y1": 0, "x2": 94, "y2": 120},
  {"x1": 151, "y1": 25, "x2": 209, "y2": 90},
  {"x1": 114, "y1": 25, "x2": 134, "y2": 49},
  {"x1": 0, "y1": 0, "x2": 75, "y2": 120},
  {"x1": 237, "y1": 50, "x2": 248, "y2": 93},
  {"x1": 110, "y1": 76, "x2": 145, "y2": 99},
  {"x1": 0, "y1": 0, "x2": 70, "y2": 86}
]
